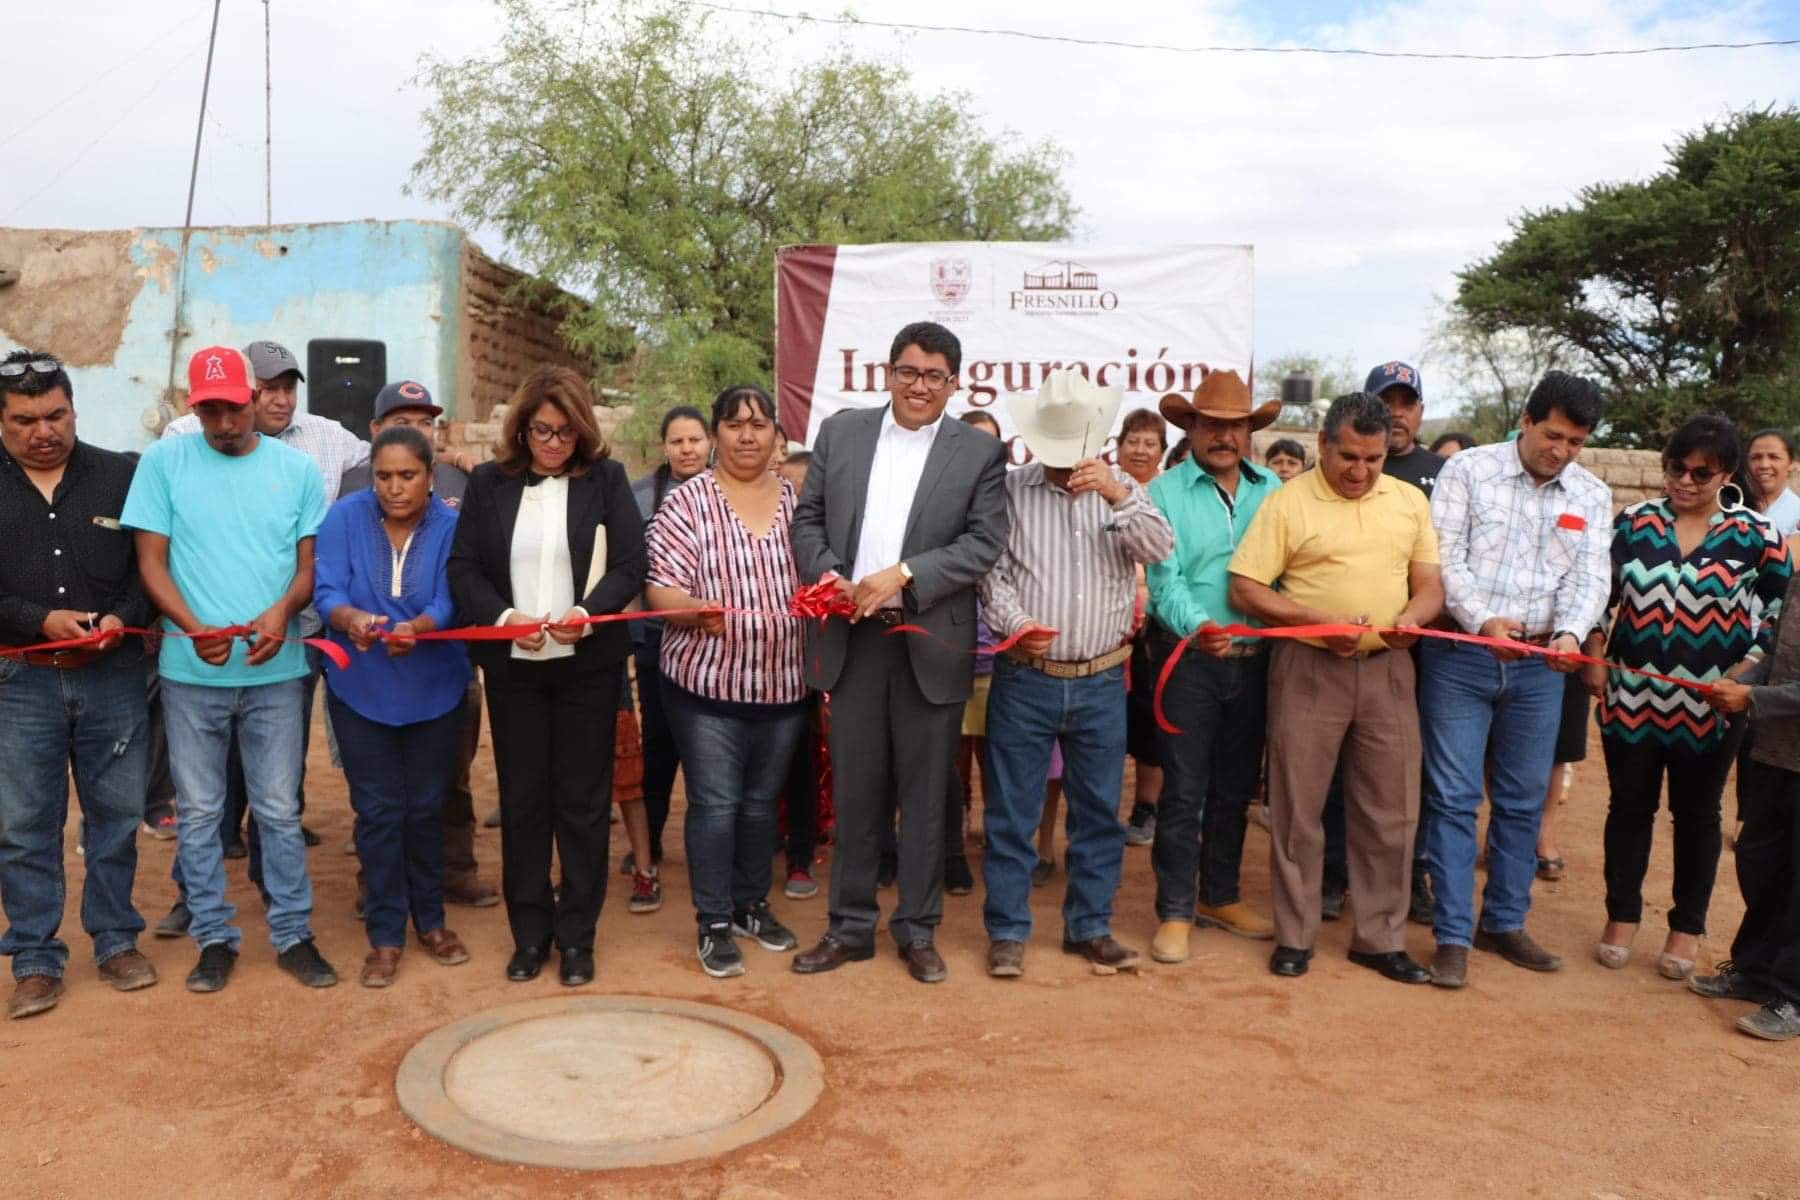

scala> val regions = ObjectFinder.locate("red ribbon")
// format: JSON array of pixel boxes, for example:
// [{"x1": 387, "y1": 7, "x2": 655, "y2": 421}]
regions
[
  {"x1": 0, "y1": 624, "x2": 349, "y2": 670},
  {"x1": 1152, "y1": 622, "x2": 1721, "y2": 735}
]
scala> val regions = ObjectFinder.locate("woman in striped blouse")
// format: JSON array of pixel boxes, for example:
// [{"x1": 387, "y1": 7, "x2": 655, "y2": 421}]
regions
[
  {"x1": 1584, "y1": 414, "x2": 1791, "y2": 979},
  {"x1": 646, "y1": 385, "x2": 808, "y2": 979}
]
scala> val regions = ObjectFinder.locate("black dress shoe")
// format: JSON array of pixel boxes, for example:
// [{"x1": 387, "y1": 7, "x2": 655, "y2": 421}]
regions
[
  {"x1": 898, "y1": 939, "x2": 947, "y2": 983},
  {"x1": 1348, "y1": 948, "x2": 1431, "y2": 984},
  {"x1": 792, "y1": 934, "x2": 876, "y2": 974},
  {"x1": 559, "y1": 948, "x2": 595, "y2": 987},
  {"x1": 1269, "y1": 945, "x2": 1313, "y2": 977},
  {"x1": 506, "y1": 944, "x2": 550, "y2": 982}
]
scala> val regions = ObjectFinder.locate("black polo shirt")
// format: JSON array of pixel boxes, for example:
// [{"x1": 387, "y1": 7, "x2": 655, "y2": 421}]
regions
[{"x1": 0, "y1": 441, "x2": 149, "y2": 644}]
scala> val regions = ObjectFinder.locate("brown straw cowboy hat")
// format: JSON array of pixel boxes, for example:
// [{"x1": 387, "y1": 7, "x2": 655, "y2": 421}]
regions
[{"x1": 1159, "y1": 369, "x2": 1279, "y2": 432}]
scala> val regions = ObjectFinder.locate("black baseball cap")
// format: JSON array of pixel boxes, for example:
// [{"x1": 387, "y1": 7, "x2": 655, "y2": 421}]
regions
[{"x1": 373, "y1": 380, "x2": 442, "y2": 420}]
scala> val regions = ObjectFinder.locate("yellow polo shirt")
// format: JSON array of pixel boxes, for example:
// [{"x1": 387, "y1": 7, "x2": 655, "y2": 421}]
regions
[{"x1": 1228, "y1": 469, "x2": 1439, "y2": 651}]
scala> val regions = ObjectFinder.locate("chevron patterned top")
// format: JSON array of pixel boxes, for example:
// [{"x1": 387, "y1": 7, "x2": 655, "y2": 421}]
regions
[{"x1": 1599, "y1": 498, "x2": 1792, "y2": 749}]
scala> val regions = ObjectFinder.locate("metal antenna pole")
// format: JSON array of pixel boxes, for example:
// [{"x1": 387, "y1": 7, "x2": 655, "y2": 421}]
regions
[
  {"x1": 264, "y1": 0, "x2": 273, "y2": 225},
  {"x1": 163, "y1": 0, "x2": 224, "y2": 410}
]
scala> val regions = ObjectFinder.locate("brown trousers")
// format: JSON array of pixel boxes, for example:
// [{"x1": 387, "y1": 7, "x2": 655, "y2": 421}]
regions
[{"x1": 1266, "y1": 642, "x2": 1420, "y2": 954}]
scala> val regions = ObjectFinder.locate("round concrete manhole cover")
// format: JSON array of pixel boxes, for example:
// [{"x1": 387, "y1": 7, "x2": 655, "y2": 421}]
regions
[{"x1": 397, "y1": 995, "x2": 824, "y2": 1169}]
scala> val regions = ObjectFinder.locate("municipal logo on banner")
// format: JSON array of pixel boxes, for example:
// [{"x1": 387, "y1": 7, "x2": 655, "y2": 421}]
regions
[
  {"x1": 1011, "y1": 261, "x2": 1118, "y2": 315},
  {"x1": 930, "y1": 258, "x2": 971, "y2": 306}
]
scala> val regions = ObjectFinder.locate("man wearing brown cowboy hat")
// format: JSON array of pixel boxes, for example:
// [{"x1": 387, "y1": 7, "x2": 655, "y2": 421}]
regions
[
  {"x1": 978, "y1": 369, "x2": 1173, "y2": 978},
  {"x1": 1227, "y1": 393, "x2": 1443, "y2": 983},
  {"x1": 1142, "y1": 369, "x2": 1282, "y2": 964}
]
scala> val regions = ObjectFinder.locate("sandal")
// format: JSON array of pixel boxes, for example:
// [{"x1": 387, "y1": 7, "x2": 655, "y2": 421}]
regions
[{"x1": 1536, "y1": 856, "x2": 1566, "y2": 882}]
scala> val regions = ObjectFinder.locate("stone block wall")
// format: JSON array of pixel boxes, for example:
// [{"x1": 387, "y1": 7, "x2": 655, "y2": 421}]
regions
[{"x1": 456, "y1": 243, "x2": 595, "y2": 422}]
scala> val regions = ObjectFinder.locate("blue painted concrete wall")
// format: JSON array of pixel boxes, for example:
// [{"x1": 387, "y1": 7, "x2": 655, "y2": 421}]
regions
[{"x1": 60, "y1": 220, "x2": 464, "y2": 452}]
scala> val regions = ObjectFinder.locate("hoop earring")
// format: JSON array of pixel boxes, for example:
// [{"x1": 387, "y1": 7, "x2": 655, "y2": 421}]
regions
[{"x1": 1718, "y1": 482, "x2": 1746, "y2": 512}]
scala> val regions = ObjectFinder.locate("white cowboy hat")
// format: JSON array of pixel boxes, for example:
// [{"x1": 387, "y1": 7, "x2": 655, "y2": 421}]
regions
[{"x1": 1008, "y1": 368, "x2": 1124, "y2": 469}]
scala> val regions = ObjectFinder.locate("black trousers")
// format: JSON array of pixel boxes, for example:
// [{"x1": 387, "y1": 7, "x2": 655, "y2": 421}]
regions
[
  {"x1": 1599, "y1": 729, "x2": 1735, "y2": 935},
  {"x1": 826, "y1": 621, "x2": 962, "y2": 948},
  {"x1": 634, "y1": 635, "x2": 678, "y2": 861},
  {"x1": 782, "y1": 695, "x2": 822, "y2": 874},
  {"x1": 1732, "y1": 759, "x2": 1800, "y2": 1004},
  {"x1": 485, "y1": 657, "x2": 620, "y2": 953}
]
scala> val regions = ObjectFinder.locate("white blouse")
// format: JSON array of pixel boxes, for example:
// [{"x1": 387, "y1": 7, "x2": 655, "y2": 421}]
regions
[{"x1": 506, "y1": 476, "x2": 577, "y2": 661}]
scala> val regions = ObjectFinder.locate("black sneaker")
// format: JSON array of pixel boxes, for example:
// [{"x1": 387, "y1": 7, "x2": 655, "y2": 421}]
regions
[
  {"x1": 1739, "y1": 998, "x2": 1800, "y2": 1041},
  {"x1": 155, "y1": 901, "x2": 191, "y2": 939},
  {"x1": 1690, "y1": 960, "x2": 1776, "y2": 1004},
  {"x1": 945, "y1": 856, "x2": 975, "y2": 896},
  {"x1": 698, "y1": 925, "x2": 745, "y2": 978},
  {"x1": 1124, "y1": 802, "x2": 1156, "y2": 847},
  {"x1": 186, "y1": 943, "x2": 238, "y2": 993},
  {"x1": 222, "y1": 837, "x2": 248, "y2": 860},
  {"x1": 732, "y1": 902, "x2": 799, "y2": 952},
  {"x1": 301, "y1": 824, "x2": 322, "y2": 848},
  {"x1": 1030, "y1": 857, "x2": 1055, "y2": 887},
  {"x1": 1408, "y1": 871, "x2": 1434, "y2": 926},
  {"x1": 276, "y1": 938, "x2": 339, "y2": 988},
  {"x1": 1321, "y1": 886, "x2": 1347, "y2": 922}
]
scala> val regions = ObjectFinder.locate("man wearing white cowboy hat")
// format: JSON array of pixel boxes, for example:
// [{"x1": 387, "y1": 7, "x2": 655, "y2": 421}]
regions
[
  {"x1": 978, "y1": 369, "x2": 1174, "y2": 978},
  {"x1": 1142, "y1": 368, "x2": 1283, "y2": 965}
]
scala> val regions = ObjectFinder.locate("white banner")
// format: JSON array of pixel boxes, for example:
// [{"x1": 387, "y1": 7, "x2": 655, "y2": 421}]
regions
[{"x1": 775, "y1": 242, "x2": 1253, "y2": 463}]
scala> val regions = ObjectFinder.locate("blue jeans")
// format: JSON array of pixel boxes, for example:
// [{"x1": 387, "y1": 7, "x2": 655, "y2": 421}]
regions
[
  {"x1": 330, "y1": 695, "x2": 459, "y2": 947},
  {"x1": 661, "y1": 681, "x2": 806, "y2": 929},
  {"x1": 0, "y1": 651, "x2": 149, "y2": 979},
  {"x1": 163, "y1": 678, "x2": 313, "y2": 953},
  {"x1": 1150, "y1": 644, "x2": 1266, "y2": 918},
  {"x1": 981, "y1": 656, "x2": 1128, "y2": 943},
  {"x1": 1420, "y1": 639, "x2": 1562, "y2": 946}
]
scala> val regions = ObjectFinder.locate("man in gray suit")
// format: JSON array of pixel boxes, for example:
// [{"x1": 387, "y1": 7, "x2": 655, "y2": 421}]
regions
[{"x1": 790, "y1": 321, "x2": 1009, "y2": 983}]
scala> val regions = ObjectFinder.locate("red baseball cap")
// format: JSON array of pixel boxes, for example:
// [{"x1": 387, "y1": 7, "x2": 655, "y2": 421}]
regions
[{"x1": 187, "y1": 345, "x2": 254, "y2": 406}]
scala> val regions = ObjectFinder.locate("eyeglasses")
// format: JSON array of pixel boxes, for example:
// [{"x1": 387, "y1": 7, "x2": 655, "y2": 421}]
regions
[
  {"x1": 891, "y1": 365, "x2": 953, "y2": 390},
  {"x1": 527, "y1": 421, "x2": 578, "y2": 445},
  {"x1": 0, "y1": 359, "x2": 60, "y2": 379},
  {"x1": 1664, "y1": 462, "x2": 1721, "y2": 485}
]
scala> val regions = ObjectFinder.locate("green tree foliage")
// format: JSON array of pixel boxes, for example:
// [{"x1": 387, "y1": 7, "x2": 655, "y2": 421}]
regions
[
  {"x1": 410, "y1": 0, "x2": 1076, "y2": 445},
  {"x1": 1456, "y1": 107, "x2": 1800, "y2": 447}
]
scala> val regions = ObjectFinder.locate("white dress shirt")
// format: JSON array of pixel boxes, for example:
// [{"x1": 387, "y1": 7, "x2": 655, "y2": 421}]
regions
[
  {"x1": 506, "y1": 476, "x2": 577, "y2": 661},
  {"x1": 852, "y1": 407, "x2": 942, "y2": 603}
]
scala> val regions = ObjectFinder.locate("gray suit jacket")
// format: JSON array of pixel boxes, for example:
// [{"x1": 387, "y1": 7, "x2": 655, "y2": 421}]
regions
[{"x1": 790, "y1": 405, "x2": 1009, "y2": 705}]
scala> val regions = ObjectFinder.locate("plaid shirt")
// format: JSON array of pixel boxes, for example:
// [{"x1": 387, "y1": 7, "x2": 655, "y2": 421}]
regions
[
  {"x1": 162, "y1": 410, "x2": 369, "y2": 506},
  {"x1": 1430, "y1": 440, "x2": 1612, "y2": 638}
]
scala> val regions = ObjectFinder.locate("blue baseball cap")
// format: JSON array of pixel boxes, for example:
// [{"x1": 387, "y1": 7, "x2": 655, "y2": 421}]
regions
[
  {"x1": 1365, "y1": 361, "x2": 1422, "y2": 401},
  {"x1": 373, "y1": 380, "x2": 441, "y2": 420}
]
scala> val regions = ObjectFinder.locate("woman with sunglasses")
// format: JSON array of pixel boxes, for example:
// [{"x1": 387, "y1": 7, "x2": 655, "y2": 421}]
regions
[
  {"x1": 448, "y1": 367, "x2": 646, "y2": 986},
  {"x1": 1584, "y1": 413, "x2": 1790, "y2": 979}
]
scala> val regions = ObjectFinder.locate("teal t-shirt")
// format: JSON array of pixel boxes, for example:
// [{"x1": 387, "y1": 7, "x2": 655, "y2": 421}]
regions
[{"x1": 122, "y1": 432, "x2": 327, "y2": 687}]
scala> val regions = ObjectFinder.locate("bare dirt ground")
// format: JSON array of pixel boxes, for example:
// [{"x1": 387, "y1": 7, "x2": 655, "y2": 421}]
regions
[{"x1": 3, "y1": 715, "x2": 1796, "y2": 1200}]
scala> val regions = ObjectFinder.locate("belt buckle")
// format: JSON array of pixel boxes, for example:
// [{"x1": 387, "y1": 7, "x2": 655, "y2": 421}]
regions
[{"x1": 51, "y1": 649, "x2": 78, "y2": 668}]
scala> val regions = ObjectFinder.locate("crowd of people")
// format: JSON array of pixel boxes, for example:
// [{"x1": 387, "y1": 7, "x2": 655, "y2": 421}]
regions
[{"x1": 3, "y1": 320, "x2": 1799, "y2": 1047}]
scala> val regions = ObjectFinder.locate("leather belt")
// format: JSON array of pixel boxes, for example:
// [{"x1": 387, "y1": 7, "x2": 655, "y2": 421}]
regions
[
  {"x1": 1222, "y1": 642, "x2": 1266, "y2": 659},
  {"x1": 2, "y1": 646, "x2": 109, "y2": 669},
  {"x1": 866, "y1": 609, "x2": 905, "y2": 627},
  {"x1": 1004, "y1": 643, "x2": 1132, "y2": 679}
]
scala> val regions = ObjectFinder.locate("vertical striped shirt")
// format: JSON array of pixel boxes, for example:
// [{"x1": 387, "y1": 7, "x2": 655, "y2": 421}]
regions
[
  {"x1": 980, "y1": 464, "x2": 1176, "y2": 661},
  {"x1": 645, "y1": 471, "x2": 806, "y2": 706}
]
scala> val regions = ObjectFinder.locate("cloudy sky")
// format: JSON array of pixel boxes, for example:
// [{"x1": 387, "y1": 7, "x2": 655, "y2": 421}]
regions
[{"x1": 6, "y1": 0, "x2": 1799, "y2": 413}]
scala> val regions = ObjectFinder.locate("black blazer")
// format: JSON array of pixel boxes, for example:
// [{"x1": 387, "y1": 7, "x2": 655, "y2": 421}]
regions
[{"x1": 448, "y1": 458, "x2": 647, "y2": 675}]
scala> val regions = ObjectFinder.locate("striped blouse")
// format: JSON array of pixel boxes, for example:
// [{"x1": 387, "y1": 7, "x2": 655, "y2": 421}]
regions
[
  {"x1": 1599, "y1": 498, "x2": 1792, "y2": 749},
  {"x1": 646, "y1": 471, "x2": 806, "y2": 706}
]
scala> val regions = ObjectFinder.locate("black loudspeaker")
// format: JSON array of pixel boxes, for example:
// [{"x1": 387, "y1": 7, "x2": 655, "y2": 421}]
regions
[{"x1": 306, "y1": 339, "x2": 386, "y2": 437}]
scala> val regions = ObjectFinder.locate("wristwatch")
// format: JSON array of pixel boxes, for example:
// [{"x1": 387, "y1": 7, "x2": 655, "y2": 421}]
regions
[{"x1": 898, "y1": 561, "x2": 914, "y2": 587}]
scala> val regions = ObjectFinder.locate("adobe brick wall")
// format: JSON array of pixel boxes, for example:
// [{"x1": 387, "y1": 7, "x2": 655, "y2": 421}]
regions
[{"x1": 456, "y1": 242, "x2": 595, "y2": 422}]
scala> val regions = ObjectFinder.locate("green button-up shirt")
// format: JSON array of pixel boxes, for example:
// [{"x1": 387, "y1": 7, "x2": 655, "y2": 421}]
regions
[{"x1": 1145, "y1": 457, "x2": 1280, "y2": 639}]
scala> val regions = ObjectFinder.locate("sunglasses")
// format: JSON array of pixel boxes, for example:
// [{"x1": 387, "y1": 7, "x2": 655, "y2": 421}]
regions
[
  {"x1": 0, "y1": 359, "x2": 60, "y2": 379},
  {"x1": 1663, "y1": 462, "x2": 1722, "y2": 485}
]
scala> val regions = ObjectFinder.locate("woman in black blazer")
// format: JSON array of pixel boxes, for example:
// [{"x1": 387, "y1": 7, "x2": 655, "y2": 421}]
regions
[{"x1": 448, "y1": 366, "x2": 646, "y2": 985}]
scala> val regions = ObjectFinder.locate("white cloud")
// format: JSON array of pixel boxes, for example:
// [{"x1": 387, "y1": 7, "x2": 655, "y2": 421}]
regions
[{"x1": 3, "y1": 0, "x2": 1795, "y2": 414}]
